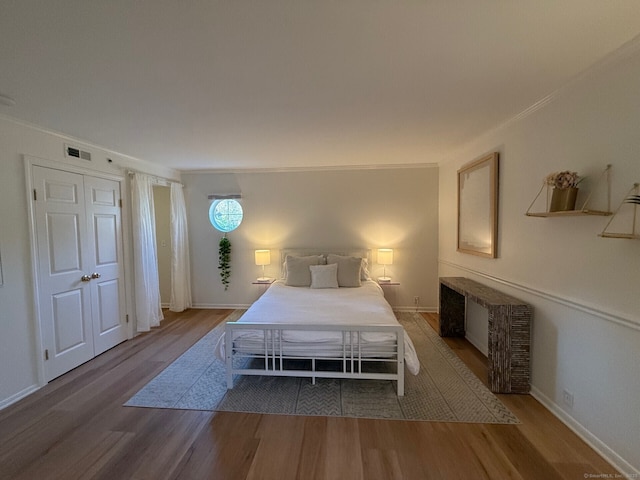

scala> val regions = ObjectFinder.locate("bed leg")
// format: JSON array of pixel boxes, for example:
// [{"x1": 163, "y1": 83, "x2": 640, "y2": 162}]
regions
[
  {"x1": 225, "y1": 324, "x2": 233, "y2": 389},
  {"x1": 397, "y1": 328, "x2": 405, "y2": 397}
]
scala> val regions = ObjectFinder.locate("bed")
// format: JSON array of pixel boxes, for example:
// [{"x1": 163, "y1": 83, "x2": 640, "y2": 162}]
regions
[{"x1": 215, "y1": 249, "x2": 420, "y2": 396}]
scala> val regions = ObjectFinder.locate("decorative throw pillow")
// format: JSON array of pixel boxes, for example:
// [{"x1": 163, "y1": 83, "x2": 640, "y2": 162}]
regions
[
  {"x1": 284, "y1": 255, "x2": 324, "y2": 287},
  {"x1": 326, "y1": 254, "x2": 362, "y2": 287},
  {"x1": 309, "y1": 263, "x2": 339, "y2": 289}
]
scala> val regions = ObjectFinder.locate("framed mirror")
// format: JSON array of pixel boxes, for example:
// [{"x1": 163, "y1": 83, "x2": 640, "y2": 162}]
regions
[{"x1": 457, "y1": 152, "x2": 499, "y2": 258}]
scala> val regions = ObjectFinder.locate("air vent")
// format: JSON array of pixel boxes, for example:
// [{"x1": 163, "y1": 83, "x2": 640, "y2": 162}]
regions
[{"x1": 64, "y1": 143, "x2": 92, "y2": 161}]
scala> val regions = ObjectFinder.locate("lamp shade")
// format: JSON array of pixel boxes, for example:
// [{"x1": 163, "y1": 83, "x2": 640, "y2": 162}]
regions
[
  {"x1": 377, "y1": 249, "x2": 393, "y2": 265},
  {"x1": 255, "y1": 249, "x2": 271, "y2": 266}
]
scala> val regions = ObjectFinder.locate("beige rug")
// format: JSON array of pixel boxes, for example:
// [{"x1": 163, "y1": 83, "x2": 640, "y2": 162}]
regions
[{"x1": 125, "y1": 311, "x2": 519, "y2": 423}]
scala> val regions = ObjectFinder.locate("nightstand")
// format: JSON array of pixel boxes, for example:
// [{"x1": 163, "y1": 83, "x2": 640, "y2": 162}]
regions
[{"x1": 252, "y1": 278, "x2": 275, "y2": 298}]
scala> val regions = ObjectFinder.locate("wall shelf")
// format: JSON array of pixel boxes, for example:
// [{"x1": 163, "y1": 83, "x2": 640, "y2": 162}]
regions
[
  {"x1": 526, "y1": 209, "x2": 611, "y2": 218},
  {"x1": 525, "y1": 164, "x2": 612, "y2": 217},
  {"x1": 599, "y1": 182, "x2": 639, "y2": 239}
]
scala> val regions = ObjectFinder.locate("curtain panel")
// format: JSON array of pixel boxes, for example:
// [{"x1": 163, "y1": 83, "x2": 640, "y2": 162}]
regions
[
  {"x1": 131, "y1": 173, "x2": 164, "y2": 332},
  {"x1": 169, "y1": 182, "x2": 192, "y2": 312}
]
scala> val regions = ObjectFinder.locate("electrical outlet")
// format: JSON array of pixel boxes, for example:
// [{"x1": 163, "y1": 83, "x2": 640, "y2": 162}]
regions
[
  {"x1": 562, "y1": 389, "x2": 574, "y2": 409},
  {"x1": 413, "y1": 296, "x2": 419, "y2": 306}
]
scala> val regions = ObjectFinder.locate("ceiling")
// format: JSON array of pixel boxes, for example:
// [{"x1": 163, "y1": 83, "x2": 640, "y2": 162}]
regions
[{"x1": 1, "y1": 1, "x2": 640, "y2": 171}]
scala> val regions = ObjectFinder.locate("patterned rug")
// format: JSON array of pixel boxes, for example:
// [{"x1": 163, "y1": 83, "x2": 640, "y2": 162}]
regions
[{"x1": 125, "y1": 311, "x2": 519, "y2": 423}]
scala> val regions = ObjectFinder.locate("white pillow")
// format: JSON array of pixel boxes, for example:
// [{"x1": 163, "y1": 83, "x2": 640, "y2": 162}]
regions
[
  {"x1": 309, "y1": 263, "x2": 339, "y2": 289},
  {"x1": 326, "y1": 254, "x2": 362, "y2": 287},
  {"x1": 361, "y1": 258, "x2": 371, "y2": 280},
  {"x1": 284, "y1": 255, "x2": 325, "y2": 287}
]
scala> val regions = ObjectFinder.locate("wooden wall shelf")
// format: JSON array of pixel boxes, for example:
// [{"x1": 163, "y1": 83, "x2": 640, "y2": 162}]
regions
[
  {"x1": 526, "y1": 209, "x2": 611, "y2": 218},
  {"x1": 525, "y1": 164, "x2": 612, "y2": 217},
  {"x1": 599, "y1": 233, "x2": 640, "y2": 239},
  {"x1": 599, "y1": 182, "x2": 639, "y2": 239}
]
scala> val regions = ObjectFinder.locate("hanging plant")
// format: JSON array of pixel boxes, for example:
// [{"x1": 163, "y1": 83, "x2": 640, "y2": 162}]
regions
[{"x1": 218, "y1": 235, "x2": 232, "y2": 290}]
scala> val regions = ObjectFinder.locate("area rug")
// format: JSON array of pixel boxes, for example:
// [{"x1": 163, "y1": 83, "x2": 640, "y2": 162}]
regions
[{"x1": 125, "y1": 311, "x2": 519, "y2": 424}]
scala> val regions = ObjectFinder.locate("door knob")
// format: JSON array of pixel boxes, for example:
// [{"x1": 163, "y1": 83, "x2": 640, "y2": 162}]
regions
[
  {"x1": 91, "y1": 272, "x2": 101, "y2": 279},
  {"x1": 81, "y1": 275, "x2": 91, "y2": 282}
]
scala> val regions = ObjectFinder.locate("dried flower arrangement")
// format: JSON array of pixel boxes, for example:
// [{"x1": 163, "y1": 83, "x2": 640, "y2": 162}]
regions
[{"x1": 545, "y1": 171, "x2": 583, "y2": 189}]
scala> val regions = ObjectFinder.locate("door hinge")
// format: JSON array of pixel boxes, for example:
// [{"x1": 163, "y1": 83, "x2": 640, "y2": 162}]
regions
[
  {"x1": 44, "y1": 349, "x2": 49, "y2": 361},
  {"x1": 126, "y1": 314, "x2": 129, "y2": 323},
  {"x1": 119, "y1": 199, "x2": 123, "y2": 208},
  {"x1": 33, "y1": 189, "x2": 37, "y2": 201}
]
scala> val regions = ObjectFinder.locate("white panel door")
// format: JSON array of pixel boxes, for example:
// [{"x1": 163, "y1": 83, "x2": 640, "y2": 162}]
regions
[
  {"x1": 33, "y1": 166, "x2": 94, "y2": 381},
  {"x1": 85, "y1": 176, "x2": 127, "y2": 355},
  {"x1": 32, "y1": 166, "x2": 127, "y2": 381}
]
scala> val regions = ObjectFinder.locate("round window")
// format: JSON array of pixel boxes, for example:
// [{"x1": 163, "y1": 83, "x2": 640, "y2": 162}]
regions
[{"x1": 209, "y1": 199, "x2": 243, "y2": 232}]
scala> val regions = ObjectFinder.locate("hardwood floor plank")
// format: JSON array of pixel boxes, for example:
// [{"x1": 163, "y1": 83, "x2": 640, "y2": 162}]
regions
[
  {"x1": 324, "y1": 418, "x2": 364, "y2": 480},
  {"x1": 0, "y1": 309, "x2": 621, "y2": 480},
  {"x1": 171, "y1": 412, "x2": 261, "y2": 480},
  {"x1": 296, "y1": 416, "x2": 329, "y2": 480},
  {"x1": 247, "y1": 415, "x2": 306, "y2": 480}
]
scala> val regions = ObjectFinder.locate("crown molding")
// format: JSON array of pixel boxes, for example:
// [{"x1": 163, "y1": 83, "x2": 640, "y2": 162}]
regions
[{"x1": 180, "y1": 162, "x2": 438, "y2": 175}]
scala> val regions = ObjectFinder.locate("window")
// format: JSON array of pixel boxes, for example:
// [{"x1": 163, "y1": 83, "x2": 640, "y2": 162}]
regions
[{"x1": 209, "y1": 199, "x2": 243, "y2": 232}]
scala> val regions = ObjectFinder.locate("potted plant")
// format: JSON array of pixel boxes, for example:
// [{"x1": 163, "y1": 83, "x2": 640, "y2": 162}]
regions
[{"x1": 545, "y1": 171, "x2": 583, "y2": 212}]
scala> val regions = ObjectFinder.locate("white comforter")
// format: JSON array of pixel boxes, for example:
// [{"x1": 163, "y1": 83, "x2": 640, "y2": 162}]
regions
[{"x1": 215, "y1": 279, "x2": 420, "y2": 375}]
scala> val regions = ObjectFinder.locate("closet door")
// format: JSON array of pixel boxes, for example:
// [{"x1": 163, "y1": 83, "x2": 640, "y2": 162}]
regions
[
  {"x1": 85, "y1": 176, "x2": 127, "y2": 355},
  {"x1": 32, "y1": 166, "x2": 127, "y2": 381},
  {"x1": 33, "y1": 166, "x2": 94, "y2": 381}
]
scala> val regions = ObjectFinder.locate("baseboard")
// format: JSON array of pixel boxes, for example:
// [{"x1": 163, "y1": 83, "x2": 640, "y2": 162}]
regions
[
  {"x1": 0, "y1": 384, "x2": 40, "y2": 411},
  {"x1": 464, "y1": 331, "x2": 488, "y2": 356},
  {"x1": 393, "y1": 306, "x2": 437, "y2": 313},
  {"x1": 530, "y1": 386, "x2": 639, "y2": 476},
  {"x1": 192, "y1": 303, "x2": 252, "y2": 310}
]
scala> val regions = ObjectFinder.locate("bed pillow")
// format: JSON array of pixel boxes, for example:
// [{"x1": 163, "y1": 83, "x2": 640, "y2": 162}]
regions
[
  {"x1": 326, "y1": 254, "x2": 362, "y2": 287},
  {"x1": 361, "y1": 258, "x2": 371, "y2": 280},
  {"x1": 309, "y1": 263, "x2": 339, "y2": 289},
  {"x1": 284, "y1": 255, "x2": 324, "y2": 286}
]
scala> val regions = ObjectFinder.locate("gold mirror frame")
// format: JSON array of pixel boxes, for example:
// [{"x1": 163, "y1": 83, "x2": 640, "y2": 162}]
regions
[{"x1": 457, "y1": 152, "x2": 499, "y2": 258}]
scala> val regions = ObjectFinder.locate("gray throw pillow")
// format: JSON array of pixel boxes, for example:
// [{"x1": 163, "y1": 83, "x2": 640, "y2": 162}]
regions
[
  {"x1": 284, "y1": 255, "x2": 324, "y2": 287},
  {"x1": 326, "y1": 254, "x2": 362, "y2": 287}
]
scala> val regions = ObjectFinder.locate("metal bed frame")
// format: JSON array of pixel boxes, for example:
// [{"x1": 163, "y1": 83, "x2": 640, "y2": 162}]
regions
[{"x1": 225, "y1": 322, "x2": 405, "y2": 396}]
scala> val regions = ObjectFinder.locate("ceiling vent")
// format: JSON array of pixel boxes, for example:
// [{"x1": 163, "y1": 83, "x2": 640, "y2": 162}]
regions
[{"x1": 64, "y1": 143, "x2": 92, "y2": 161}]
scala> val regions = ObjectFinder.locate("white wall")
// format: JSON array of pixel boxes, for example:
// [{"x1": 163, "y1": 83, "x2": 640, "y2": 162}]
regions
[
  {"x1": 438, "y1": 48, "x2": 640, "y2": 473},
  {"x1": 0, "y1": 115, "x2": 178, "y2": 409},
  {"x1": 183, "y1": 167, "x2": 439, "y2": 310}
]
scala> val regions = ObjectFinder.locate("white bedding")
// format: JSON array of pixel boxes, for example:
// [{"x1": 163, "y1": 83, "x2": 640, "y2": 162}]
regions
[{"x1": 215, "y1": 279, "x2": 420, "y2": 375}]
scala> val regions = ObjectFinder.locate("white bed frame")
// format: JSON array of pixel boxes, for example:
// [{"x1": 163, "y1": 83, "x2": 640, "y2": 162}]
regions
[
  {"x1": 224, "y1": 248, "x2": 406, "y2": 396},
  {"x1": 225, "y1": 322, "x2": 405, "y2": 396}
]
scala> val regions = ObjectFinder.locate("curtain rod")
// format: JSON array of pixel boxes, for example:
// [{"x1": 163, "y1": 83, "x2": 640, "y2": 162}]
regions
[
  {"x1": 207, "y1": 194, "x2": 242, "y2": 200},
  {"x1": 127, "y1": 170, "x2": 183, "y2": 187}
]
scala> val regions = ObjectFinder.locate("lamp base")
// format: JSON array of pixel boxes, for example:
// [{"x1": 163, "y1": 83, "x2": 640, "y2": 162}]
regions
[
  {"x1": 377, "y1": 276, "x2": 391, "y2": 283},
  {"x1": 256, "y1": 277, "x2": 272, "y2": 283}
]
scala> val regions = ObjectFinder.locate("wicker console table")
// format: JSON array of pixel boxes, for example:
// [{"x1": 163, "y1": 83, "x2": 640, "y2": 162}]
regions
[{"x1": 439, "y1": 277, "x2": 532, "y2": 394}]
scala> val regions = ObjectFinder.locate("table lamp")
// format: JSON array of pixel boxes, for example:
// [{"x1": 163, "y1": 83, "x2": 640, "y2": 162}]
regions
[
  {"x1": 377, "y1": 248, "x2": 393, "y2": 283},
  {"x1": 255, "y1": 249, "x2": 271, "y2": 282}
]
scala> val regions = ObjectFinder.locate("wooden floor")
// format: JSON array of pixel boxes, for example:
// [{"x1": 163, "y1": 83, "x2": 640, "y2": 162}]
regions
[{"x1": 0, "y1": 309, "x2": 617, "y2": 480}]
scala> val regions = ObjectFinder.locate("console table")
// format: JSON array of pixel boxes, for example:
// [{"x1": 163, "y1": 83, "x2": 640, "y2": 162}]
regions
[{"x1": 439, "y1": 277, "x2": 532, "y2": 394}]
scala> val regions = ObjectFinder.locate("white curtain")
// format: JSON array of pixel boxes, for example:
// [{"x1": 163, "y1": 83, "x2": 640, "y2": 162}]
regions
[
  {"x1": 169, "y1": 182, "x2": 192, "y2": 312},
  {"x1": 131, "y1": 173, "x2": 164, "y2": 332}
]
